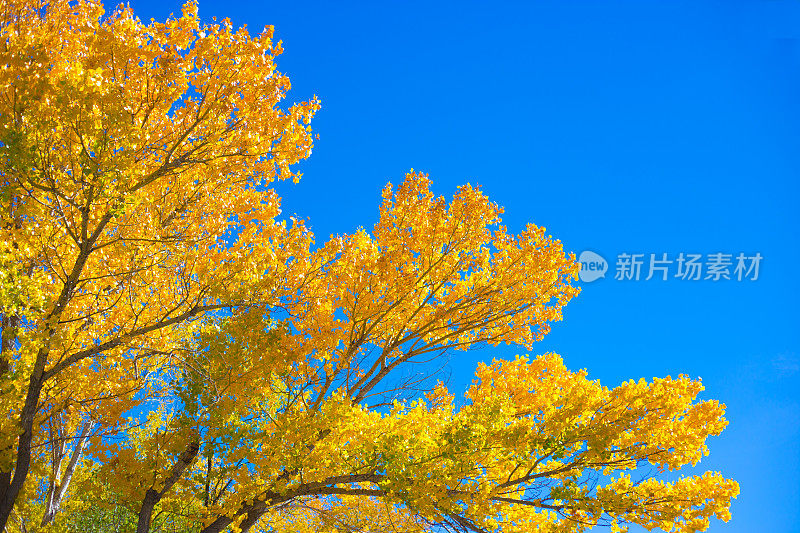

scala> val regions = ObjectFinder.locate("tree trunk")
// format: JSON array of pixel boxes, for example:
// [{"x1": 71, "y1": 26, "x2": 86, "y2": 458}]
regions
[
  {"x1": 41, "y1": 422, "x2": 92, "y2": 526},
  {"x1": 135, "y1": 439, "x2": 200, "y2": 533},
  {"x1": 0, "y1": 233, "x2": 101, "y2": 529},
  {"x1": 0, "y1": 350, "x2": 48, "y2": 531},
  {"x1": 136, "y1": 489, "x2": 160, "y2": 533}
]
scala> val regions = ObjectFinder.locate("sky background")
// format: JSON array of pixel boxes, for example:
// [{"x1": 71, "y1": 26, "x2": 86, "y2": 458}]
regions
[{"x1": 131, "y1": 1, "x2": 800, "y2": 531}]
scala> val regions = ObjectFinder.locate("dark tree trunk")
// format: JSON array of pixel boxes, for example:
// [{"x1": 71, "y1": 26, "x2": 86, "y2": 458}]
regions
[{"x1": 135, "y1": 439, "x2": 200, "y2": 533}]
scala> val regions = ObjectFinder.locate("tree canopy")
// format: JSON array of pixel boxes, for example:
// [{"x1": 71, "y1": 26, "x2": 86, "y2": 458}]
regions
[{"x1": 0, "y1": 1, "x2": 738, "y2": 532}]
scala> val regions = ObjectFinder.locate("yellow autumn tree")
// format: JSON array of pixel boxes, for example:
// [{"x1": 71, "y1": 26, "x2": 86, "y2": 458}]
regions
[
  {"x1": 0, "y1": 0, "x2": 316, "y2": 528},
  {"x1": 0, "y1": 1, "x2": 738, "y2": 533}
]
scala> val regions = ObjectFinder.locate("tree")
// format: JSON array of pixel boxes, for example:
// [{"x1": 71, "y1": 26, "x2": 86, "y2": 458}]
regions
[
  {"x1": 0, "y1": 1, "x2": 738, "y2": 532},
  {"x1": 0, "y1": 0, "x2": 316, "y2": 528}
]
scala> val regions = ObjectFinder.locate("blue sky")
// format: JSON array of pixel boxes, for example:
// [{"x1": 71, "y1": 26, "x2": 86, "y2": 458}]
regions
[{"x1": 131, "y1": 1, "x2": 800, "y2": 531}]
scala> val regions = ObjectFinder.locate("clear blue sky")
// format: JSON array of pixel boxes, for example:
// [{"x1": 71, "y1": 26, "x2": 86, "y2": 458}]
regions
[{"x1": 130, "y1": 1, "x2": 800, "y2": 531}]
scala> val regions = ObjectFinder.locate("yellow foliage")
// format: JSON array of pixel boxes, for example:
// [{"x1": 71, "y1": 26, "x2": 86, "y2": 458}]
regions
[{"x1": 0, "y1": 1, "x2": 736, "y2": 533}]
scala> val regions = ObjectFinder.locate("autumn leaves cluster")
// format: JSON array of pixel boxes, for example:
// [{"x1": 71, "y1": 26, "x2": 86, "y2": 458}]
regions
[{"x1": 0, "y1": 1, "x2": 737, "y2": 532}]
